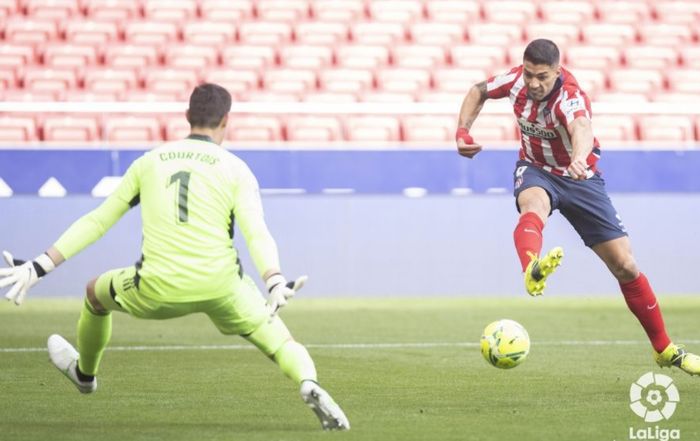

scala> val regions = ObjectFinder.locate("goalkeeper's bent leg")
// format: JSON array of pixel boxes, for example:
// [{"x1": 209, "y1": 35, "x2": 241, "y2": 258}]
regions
[{"x1": 76, "y1": 281, "x2": 112, "y2": 376}]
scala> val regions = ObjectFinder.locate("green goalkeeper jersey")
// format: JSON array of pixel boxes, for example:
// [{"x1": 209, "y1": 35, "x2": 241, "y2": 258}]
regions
[{"x1": 54, "y1": 136, "x2": 280, "y2": 302}]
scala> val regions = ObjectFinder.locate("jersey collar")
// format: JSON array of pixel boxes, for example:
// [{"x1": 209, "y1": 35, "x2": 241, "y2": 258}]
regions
[{"x1": 186, "y1": 134, "x2": 215, "y2": 143}]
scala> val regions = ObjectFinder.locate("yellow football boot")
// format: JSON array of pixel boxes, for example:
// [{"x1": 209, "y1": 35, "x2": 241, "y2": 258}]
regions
[
  {"x1": 655, "y1": 343, "x2": 700, "y2": 376},
  {"x1": 524, "y1": 247, "x2": 564, "y2": 296}
]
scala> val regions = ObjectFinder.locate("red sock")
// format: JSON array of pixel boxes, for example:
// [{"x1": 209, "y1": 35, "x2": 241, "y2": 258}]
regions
[
  {"x1": 620, "y1": 273, "x2": 671, "y2": 353},
  {"x1": 513, "y1": 212, "x2": 544, "y2": 272}
]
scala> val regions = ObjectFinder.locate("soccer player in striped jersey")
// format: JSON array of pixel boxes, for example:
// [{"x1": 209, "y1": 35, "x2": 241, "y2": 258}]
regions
[
  {"x1": 455, "y1": 39, "x2": 699, "y2": 376},
  {"x1": 0, "y1": 83, "x2": 350, "y2": 429}
]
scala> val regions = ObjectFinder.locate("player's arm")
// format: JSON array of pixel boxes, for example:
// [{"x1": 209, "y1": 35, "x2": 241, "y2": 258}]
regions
[
  {"x1": 566, "y1": 116, "x2": 595, "y2": 181},
  {"x1": 455, "y1": 81, "x2": 488, "y2": 158},
  {"x1": 233, "y1": 166, "x2": 305, "y2": 316},
  {"x1": 0, "y1": 158, "x2": 142, "y2": 305}
]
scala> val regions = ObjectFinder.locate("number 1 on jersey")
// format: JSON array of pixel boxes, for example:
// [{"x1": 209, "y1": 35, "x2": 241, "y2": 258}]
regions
[{"x1": 169, "y1": 171, "x2": 191, "y2": 223}]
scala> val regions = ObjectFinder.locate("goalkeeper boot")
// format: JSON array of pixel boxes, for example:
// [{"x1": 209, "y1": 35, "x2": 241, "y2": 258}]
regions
[
  {"x1": 300, "y1": 380, "x2": 350, "y2": 430},
  {"x1": 47, "y1": 334, "x2": 97, "y2": 394},
  {"x1": 655, "y1": 343, "x2": 700, "y2": 376},
  {"x1": 524, "y1": 247, "x2": 564, "y2": 296}
]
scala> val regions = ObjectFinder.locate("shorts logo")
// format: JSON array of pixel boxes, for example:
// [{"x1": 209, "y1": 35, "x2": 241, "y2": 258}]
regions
[
  {"x1": 517, "y1": 118, "x2": 557, "y2": 139},
  {"x1": 514, "y1": 166, "x2": 527, "y2": 189}
]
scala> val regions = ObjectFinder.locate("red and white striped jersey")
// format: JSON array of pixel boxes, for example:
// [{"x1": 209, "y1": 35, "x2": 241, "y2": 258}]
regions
[{"x1": 486, "y1": 65, "x2": 600, "y2": 176}]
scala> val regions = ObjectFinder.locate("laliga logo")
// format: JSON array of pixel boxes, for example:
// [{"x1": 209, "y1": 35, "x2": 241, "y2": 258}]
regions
[{"x1": 629, "y1": 372, "x2": 679, "y2": 422}]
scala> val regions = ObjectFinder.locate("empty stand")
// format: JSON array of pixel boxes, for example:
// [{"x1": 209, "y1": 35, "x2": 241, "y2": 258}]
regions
[
  {"x1": 286, "y1": 116, "x2": 343, "y2": 142},
  {"x1": 104, "y1": 116, "x2": 162, "y2": 142},
  {"x1": 43, "y1": 116, "x2": 100, "y2": 142}
]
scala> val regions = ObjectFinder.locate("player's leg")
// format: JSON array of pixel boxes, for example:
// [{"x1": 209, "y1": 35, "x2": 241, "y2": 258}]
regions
[
  {"x1": 592, "y1": 237, "x2": 700, "y2": 375},
  {"x1": 513, "y1": 163, "x2": 564, "y2": 295},
  {"x1": 206, "y1": 275, "x2": 349, "y2": 429}
]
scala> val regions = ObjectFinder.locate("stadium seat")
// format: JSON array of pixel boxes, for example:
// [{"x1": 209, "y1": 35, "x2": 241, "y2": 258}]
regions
[
  {"x1": 350, "y1": 21, "x2": 406, "y2": 45},
  {"x1": 83, "y1": 68, "x2": 139, "y2": 95},
  {"x1": 182, "y1": 21, "x2": 236, "y2": 45},
  {"x1": 294, "y1": 21, "x2": 349, "y2": 45},
  {"x1": 345, "y1": 116, "x2": 401, "y2": 142},
  {"x1": 318, "y1": 68, "x2": 373, "y2": 94},
  {"x1": 679, "y1": 46, "x2": 700, "y2": 69},
  {"x1": 0, "y1": 0, "x2": 18, "y2": 15},
  {"x1": 415, "y1": 91, "x2": 462, "y2": 103},
  {"x1": 202, "y1": 68, "x2": 259, "y2": 96},
  {"x1": 594, "y1": 92, "x2": 649, "y2": 103},
  {"x1": 278, "y1": 45, "x2": 334, "y2": 69},
  {"x1": 163, "y1": 45, "x2": 219, "y2": 70},
  {"x1": 238, "y1": 21, "x2": 293, "y2": 45},
  {"x1": 424, "y1": 1, "x2": 480, "y2": 23},
  {"x1": 63, "y1": 20, "x2": 119, "y2": 45},
  {"x1": 539, "y1": 1, "x2": 595, "y2": 23},
  {"x1": 653, "y1": 1, "x2": 700, "y2": 24},
  {"x1": 2, "y1": 90, "x2": 58, "y2": 101},
  {"x1": 565, "y1": 46, "x2": 621, "y2": 70},
  {"x1": 375, "y1": 68, "x2": 430, "y2": 94},
  {"x1": 0, "y1": 68, "x2": 18, "y2": 89},
  {"x1": 650, "y1": 92, "x2": 700, "y2": 103},
  {"x1": 142, "y1": 68, "x2": 200, "y2": 98},
  {"x1": 4, "y1": 19, "x2": 58, "y2": 46},
  {"x1": 221, "y1": 45, "x2": 276, "y2": 70},
  {"x1": 0, "y1": 116, "x2": 39, "y2": 141},
  {"x1": 359, "y1": 91, "x2": 415, "y2": 102},
  {"x1": 103, "y1": 44, "x2": 159, "y2": 69},
  {"x1": 637, "y1": 23, "x2": 695, "y2": 47},
  {"x1": 523, "y1": 23, "x2": 581, "y2": 47},
  {"x1": 0, "y1": 45, "x2": 36, "y2": 73},
  {"x1": 42, "y1": 44, "x2": 99, "y2": 70},
  {"x1": 431, "y1": 68, "x2": 488, "y2": 93},
  {"x1": 391, "y1": 45, "x2": 446, "y2": 69},
  {"x1": 22, "y1": 68, "x2": 78, "y2": 96},
  {"x1": 226, "y1": 116, "x2": 283, "y2": 142},
  {"x1": 25, "y1": 0, "x2": 79, "y2": 20},
  {"x1": 163, "y1": 116, "x2": 191, "y2": 141},
  {"x1": 482, "y1": 1, "x2": 538, "y2": 24},
  {"x1": 607, "y1": 69, "x2": 664, "y2": 95},
  {"x1": 638, "y1": 116, "x2": 694, "y2": 142},
  {"x1": 104, "y1": 116, "x2": 162, "y2": 142},
  {"x1": 470, "y1": 115, "x2": 518, "y2": 141},
  {"x1": 199, "y1": 0, "x2": 253, "y2": 21},
  {"x1": 310, "y1": 0, "x2": 366, "y2": 22},
  {"x1": 592, "y1": 115, "x2": 637, "y2": 143},
  {"x1": 623, "y1": 46, "x2": 678, "y2": 70},
  {"x1": 580, "y1": 23, "x2": 637, "y2": 46},
  {"x1": 257, "y1": 0, "x2": 310, "y2": 22},
  {"x1": 596, "y1": 1, "x2": 652, "y2": 23},
  {"x1": 124, "y1": 21, "x2": 180, "y2": 45},
  {"x1": 450, "y1": 46, "x2": 508, "y2": 70},
  {"x1": 43, "y1": 116, "x2": 100, "y2": 142},
  {"x1": 666, "y1": 70, "x2": 700, "y2": 94},
  {"x1": 367, "y1": 0, "x2": 424, "y2": 23},
  {"x1": 261, "y1": 69, "x2": 317, "y2": 94},
  {"x1": 335, "y1": 45, "x2": 390, "y2": 69},
  {"x1": 142, "y1": 0, "x2": 198, "y2": 22},
  {"x1": 84, "y1": 0, "x2": 141, "y2": 21},
  {"x1": 465, "y1": 24, "x2": 523, "y2": 46},
  {"x1": 408, "y1": 22, "x2": 465, "y2": 46},
  {"x1": 402, "y1": 116, "x2": 454, "y2": 142},
  {"x1": 286, "y1": 116, "x2": 343, "y2": 142}
]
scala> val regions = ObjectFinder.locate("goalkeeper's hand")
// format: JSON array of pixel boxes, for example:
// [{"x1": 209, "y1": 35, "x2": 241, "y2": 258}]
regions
[
  {"x1": 0, "y1": 251, "x2": 55, "y2": 306},
  {"x1": 265, "y1": 274, "x2": 308, "y2": 318},
  {"x1": 456, "y1": 127, "x2": 482, "y2": 158}
]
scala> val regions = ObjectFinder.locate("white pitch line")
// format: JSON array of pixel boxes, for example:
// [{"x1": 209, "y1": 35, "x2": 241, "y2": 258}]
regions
[{"x1": 3, "y1": 340, "x2": 700, "y2": 353}]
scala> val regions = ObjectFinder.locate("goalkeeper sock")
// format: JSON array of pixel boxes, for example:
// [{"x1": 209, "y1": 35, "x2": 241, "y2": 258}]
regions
[
  {"x1": 76, "y1": 299, "x2": 112, "y2": 376},
  {"x1": 514, "y1": 212, "x2": 544, "y2": 272},
  {"x1": 620, "y1": 273, "x2": 671, "y2": 353},
  {"x1": 273, "y1": 340, "x2": 317, "y2": 384}
]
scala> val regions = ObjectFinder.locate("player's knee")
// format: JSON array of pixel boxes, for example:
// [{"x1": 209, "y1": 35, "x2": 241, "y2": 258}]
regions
[
  {"x1": 609, "y1": 257, "x2": 638, "y2": 282},
  {"x1": 86, "y1": 279, "x2": 107, "y2": 314}
]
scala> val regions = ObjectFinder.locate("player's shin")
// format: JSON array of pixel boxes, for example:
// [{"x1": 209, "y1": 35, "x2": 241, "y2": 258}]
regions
[
  {"x1": 620, "y1": 273, "x2": 671, "y2": 353},
  {"x1": 273, "y1": 340, "x2": 317, "y2": 384},
  {"x1": 514, "y1": 212, "x2": 544, "y2": 271},
  {"x1": 76, "y1": 299, "x2": 112, "y2": 376}
]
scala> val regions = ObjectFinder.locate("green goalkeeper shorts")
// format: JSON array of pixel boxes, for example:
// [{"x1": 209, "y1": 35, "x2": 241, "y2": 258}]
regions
[{"x1": 94, "y1": 266, "x2": 290, "y2": 351}]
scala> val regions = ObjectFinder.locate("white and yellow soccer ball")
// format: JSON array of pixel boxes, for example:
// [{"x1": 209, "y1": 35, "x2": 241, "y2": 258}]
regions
[{"x1": 480, "y1": 319, "x2": 530, "y2": 369}]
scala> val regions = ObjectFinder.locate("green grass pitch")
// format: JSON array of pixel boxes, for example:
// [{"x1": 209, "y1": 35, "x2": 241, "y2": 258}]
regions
[{"x1": 1, "y1": 297, "x2": 699, "y2": 441}]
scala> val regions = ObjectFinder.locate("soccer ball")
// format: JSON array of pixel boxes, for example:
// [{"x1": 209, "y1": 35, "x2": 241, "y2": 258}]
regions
[{"x1": 480, "y1": 319, "x2": 530, "y2": 369}]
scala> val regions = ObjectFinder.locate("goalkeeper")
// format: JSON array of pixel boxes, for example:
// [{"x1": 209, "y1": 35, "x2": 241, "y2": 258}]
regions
[{"x1": 0, "y1": 83, "x2": 349, "y2": 431}]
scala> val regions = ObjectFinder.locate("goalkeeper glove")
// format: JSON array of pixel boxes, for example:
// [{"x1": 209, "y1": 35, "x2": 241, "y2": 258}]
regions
[
  {"x1": 455, "y1": 127, "x2": 482, "y2": 158},
  {"x1": 265, "y1": 273, "x2": 307, "y2": 317},
  {"x1": 0, "y1": 251, "x2": 55, "y2": 306}
]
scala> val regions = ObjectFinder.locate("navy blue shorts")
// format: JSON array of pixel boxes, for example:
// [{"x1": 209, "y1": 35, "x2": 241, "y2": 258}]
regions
[{"x1": 512, "y1": 160, "x2": 628, "y2": 247}]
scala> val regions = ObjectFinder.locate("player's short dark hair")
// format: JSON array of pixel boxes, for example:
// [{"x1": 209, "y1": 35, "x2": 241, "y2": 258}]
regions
[
  {"x1": 523, "y1": 39, "x2": 560, "y2": 66},
  {"x1": 187, "y1": 83, "x2": 232, "y2": 128}
]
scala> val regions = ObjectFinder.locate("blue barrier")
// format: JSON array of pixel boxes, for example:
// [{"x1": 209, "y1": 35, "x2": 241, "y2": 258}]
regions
[{"x1": 1, "y1": 149, "x2": 699, "y2": 194}]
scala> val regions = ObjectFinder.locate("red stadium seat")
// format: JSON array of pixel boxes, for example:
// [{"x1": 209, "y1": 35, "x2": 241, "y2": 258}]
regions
[
  {"x1": 199, "y1": 0, "x2": 253, "y2": 21},
  {"x1": 0, "y1": 68, "x2": 19, "y2": 89},
  {"x1": 367, "y1": 0, "x2": 424, "y2": 22},
  {"x1": 594, "y1": 92, "x2": 649, "y2": 103},
  {"x1": 580, "y1": 23, "x2": 637, "y2": 46},
  {"x1": 182, "y1": 21, "x2": 236, "y2": 45},
  {"x1": 431, "y1": 68, "x2": 488, "y2": 93},
  {"x1": 0, "y1": 116, "x2": 38, "y2": 141},
  {"x1": 568, "y1": 69, "x2": 606, "y2": 97},
  {"x1": 391, "y1": 45, "x2": 446, "y2": 69},
  {"x1": 22, "y1": 67, "x2": 78, "y2": 96},
  {"x1": 294, "y1": 21, "x2": 349, "y2": 45},
  {"x1": 4, "y1": 19, "x2": 58, "y2": 46},
  {"x1": 424, "y1": 1, "x2": 480, "y2": 23},
  {"x1": 666, "y1": 70, "x2": 700, "y2": 94},
  {"x1": 142, "y1": 0, "x2": 198, "y2": 22},
  {"x1": 42, "y1": 44, "x2": 99, "y2": 70},
  {"x1": 592, "y1": 115, "x2": 637, "y2": 143},
  {"x1": 84, "y1": 0, "x2": 140, "y2": 21},
  {"x1": 0, "y1": 45, "x2": 36, "y2": 74},
  {"x1": 261, "y1": 69, "x2": 317, "y2": 94},
  {"x1": 0, "y1": 0, "x2": 18, "y2": 15},
  {"x1": 143, "y1": 68, "x2": 200, "y2": 98},
  {"x1": 335, "y1": 45, "x2": 390, "y2": 69},
  {"x1": 63, "y1": 20, "x2": 119, "y2": 45},
  {"x1": 278, "y1": 45, "x2": 334, "y2": 69},
  {"x1": 637, "y1": 23, "x2": 695, "y2": 47},
  {"x1": 607, "y1": 69, "x2": 664, "y2": 95},
  {"x1": 596, "y1": 1, "x2": 651, "y2": 24},
  {"x1": 450, "y1": 45, "x2": 508, "y2": 70},
  {"x1": 103, "y1": 45, "x2": 159, "y2": 69},
  {"x1": 470, "y1": 115, "x2": 518, "y2": 142},
  {"x1": 221, "y1": 45, "x2": 276, "y2": 70},
  {"x1": 415, "y1": 91, "x2": 462, "y2": 103},
  {"x1": 638, "y1": 116, "x2": 694, "y2": 142},
  {"x1": 43, "y1": 116, "x2": 99, "y2": 142},
  {"x1": 238, "y1": 21, "x2": 293, "y2": 45},
  {"x1": 482, "y1": 1, "x2": 537, "y2": 24},
  {"x1": 539, "y1": 1, "x2": 595, "y2": 24},
  {"x1": 286, "y1": 116, "x2": 343, "y2": 142},
  {"x1": 523, "y1": 23, "x2": 581, "y2": 47},
  {"x1": 3, "y1": 90, "x2": 58, "y2": 101},
  {"x1": 104, "y1": 116, "x2": 162, "y2": 142},
  {"x1": 257, "y1": 0, "x2": 310, "y2": 21},
  {"x1": 465, "y1": 23, "x2": 523, "y2": 46},
  {"x1": 653, "y1": 1, "x2": 700, "y2": 24},
  {"x1": 318, "y1": 68, "x2": 373, "y2": 93},
  {"x1": 651, "y1": 92, "x2": 700, "y2": 103},
  {"x1": 408, "y1": 22, "x2": 465, "y2": 46},
  {"x1": 163, "y1": 44, "x2": 219, "y2": 70},
  {"x1": 402, "y1": 116, "x2": 454, "y2": 142},
  {"x1": 226, "y1": 116, "x2": 283, "y2": 142},
  {"x1": 679, "y1": 46, "x2": 700, "y2": 69},
  {"x1": 123, "y1": 21, "x2": 180, "y2": 45},
  {"x1": 375, "y1": 68, "x2": 430, "y2": 93},
  {"x1": 83, "y1": 68, "x2": 139, "y2": 95},
  {"x1": 623, "y1": 46, "x2": 679, "y2": 70},
  {"x1": 310, "y1": 0, "x2": 365, "y2": 22},
  {"x1": 202, "y1": 68, "x2": 259, "y2": 96},
  {"x1": 345, "y1": 116, "x2": 401, "y2": 142},
  {"x1": 163, "y1": 116, "x2": 190, "y2": 141},
  {"x1": 350, "y1": 21, "x2": 406, "y2": 45},
  {"x1": 565, "y1": 46, "x2": 621, "y2": 70},
  {"x1": 25, "y1": 0, "x2": 79, "y2": 20}
]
